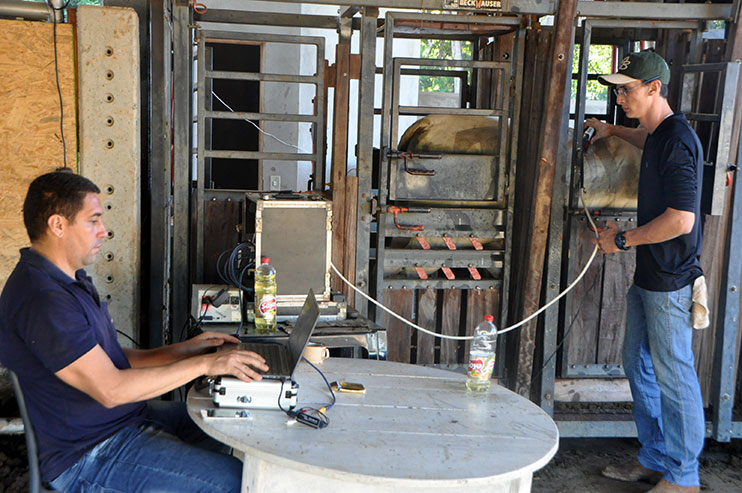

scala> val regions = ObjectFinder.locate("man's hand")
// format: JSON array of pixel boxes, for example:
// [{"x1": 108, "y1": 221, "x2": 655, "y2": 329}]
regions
[
  {"x1": 585, "y1": 117, "x2": 612, "y2": 144},
  {"x1": 202, "y1": 349, "x2": 269, "y2": 383},
  {"x1": 181, "y1": 331, "x2": 241, "y2": 356},
  {"x1": 595, "y1": 221, "x2": 621, "y2": 255}
]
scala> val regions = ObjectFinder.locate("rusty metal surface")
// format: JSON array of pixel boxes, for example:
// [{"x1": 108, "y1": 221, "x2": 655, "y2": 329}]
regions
[{"x1": 77, "y1": 6, "x2": 141, "y2": 346}]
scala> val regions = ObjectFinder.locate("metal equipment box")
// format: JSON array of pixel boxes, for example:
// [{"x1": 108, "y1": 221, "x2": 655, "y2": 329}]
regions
[{"x1": 246, "y1": 194, "x2": 332, "y2": 303}]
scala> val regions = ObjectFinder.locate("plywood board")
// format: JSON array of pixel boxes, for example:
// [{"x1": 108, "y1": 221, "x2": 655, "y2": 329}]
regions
[
  {"x1": 440, "y1": 289, "x2": 463, "y2": 366},
  {"x1": 0, "y1": 19, "x2": 77, "y2": 289},
  {"x1": 597, "y1": 249, "x2": 635, "y2": 364}
]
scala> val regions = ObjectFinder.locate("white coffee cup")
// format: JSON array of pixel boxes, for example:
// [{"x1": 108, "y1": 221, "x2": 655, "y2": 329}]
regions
[{"x1": 304, "y1": 342, "x2": 330, "y2": 364}]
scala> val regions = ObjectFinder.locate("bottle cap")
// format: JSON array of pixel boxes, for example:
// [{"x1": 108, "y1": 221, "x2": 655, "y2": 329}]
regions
[
  {"x1": 484, "y1": 314, "x2": 494, "y2": 322},
  {"x1": 262, "y1": 256, "x2": 270, "y2": 263}
]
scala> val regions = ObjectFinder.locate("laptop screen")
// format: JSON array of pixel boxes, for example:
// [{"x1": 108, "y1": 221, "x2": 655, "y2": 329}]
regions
[{"x1": 287, "y1": 289, "x2": 320, "y2": 374}]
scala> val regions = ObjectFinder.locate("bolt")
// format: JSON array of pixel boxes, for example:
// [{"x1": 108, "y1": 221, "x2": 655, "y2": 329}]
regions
[
  {"x1": 550, "y1": 284, "x2": 557, "y2": 290},
  {"x1": 731, "y1": 286, "x2": 738, "y2": 293},
  {"x1": 557, "y1": 53, "x2": 565, "y2": 61},
  {"x1": 544, "y1": 393, "x2": 552, "y2": 400},
  {"x1": 723, "y1": 393, "x2": 730, "y2": 401}
]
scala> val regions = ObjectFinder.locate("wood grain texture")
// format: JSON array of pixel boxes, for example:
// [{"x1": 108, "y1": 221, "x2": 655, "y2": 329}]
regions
[
  {"x1": 440, "y1": 289, "x2": 463, "y2": 365},
  {"x1": 416, "y1": 287, "x2": 437, "y2": 365},
  {"x1": 383, "y1": 289, "x2": 414, "y2": 363},
  {"x1": 597, "y1": 249, "x2": 635, "y2": 364},
  {"x1": 565, "y1": 222, "x2": 603, "y2": 365},
  {"x1": 0, "y1": 19, "x2": 76, "y2": 289}
]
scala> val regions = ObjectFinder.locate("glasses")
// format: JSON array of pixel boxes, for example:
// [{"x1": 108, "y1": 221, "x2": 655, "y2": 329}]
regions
[{"x1": 613, "y1": 76, "x2": 660, "y2": 97}]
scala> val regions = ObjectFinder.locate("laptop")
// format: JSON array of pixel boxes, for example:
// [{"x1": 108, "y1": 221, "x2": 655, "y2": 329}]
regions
[{"x1": 236, "y1": 289, "x2": 320, "y2": 380}]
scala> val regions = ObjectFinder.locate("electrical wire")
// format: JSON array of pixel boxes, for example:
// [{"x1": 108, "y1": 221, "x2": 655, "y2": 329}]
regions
[
  {"x1": 210, "y1": 91, "x2": 313, "y2": 155},
  {"x1": 47, "y1": 0, "x2": 71, "y2": 168},
  {"x1": 116, "y1": 329, "x2": 141, "y2": 348},
  {"x1": 330, "y1": 193, "x2": 602, "y2": 341},
  {"x1": 277, "y1": 358, "x2": 335, "y2": 428}
]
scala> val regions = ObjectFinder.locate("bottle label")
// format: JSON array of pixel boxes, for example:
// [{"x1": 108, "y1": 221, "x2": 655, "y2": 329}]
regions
[
  {"x1": 468, "y1": 355, "x2": 495, "y2": 380},
  {"x1": 258, "y1": 295, "x2": 277, "y2": 320}
]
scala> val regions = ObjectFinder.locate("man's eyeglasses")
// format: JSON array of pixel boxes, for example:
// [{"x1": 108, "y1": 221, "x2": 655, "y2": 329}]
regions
[{"x1": 613, "y1": 76, "x2": 660, "y2": 98}]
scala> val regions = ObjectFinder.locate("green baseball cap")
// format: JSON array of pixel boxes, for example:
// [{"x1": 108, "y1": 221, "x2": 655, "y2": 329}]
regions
[{"x1": 598, "y1": 50, "x2": 670, "y2": 86}]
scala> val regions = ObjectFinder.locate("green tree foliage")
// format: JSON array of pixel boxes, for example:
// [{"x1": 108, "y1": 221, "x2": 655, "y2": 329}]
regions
[
  {"x1": 572, "y1": 44, "x2": 613, "y2": 103},
  {"x1": 419, "y1": 39, "x2": 472, "y2": 93}
]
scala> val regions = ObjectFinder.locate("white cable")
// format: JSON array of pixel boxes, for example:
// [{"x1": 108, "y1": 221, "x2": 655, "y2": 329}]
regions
[
  {"x1": 331, "y1": 193, "x2": 601, "y2": 340},
  {"x1": 210, "y1": 91, "x2": 313, "y2": 155}
]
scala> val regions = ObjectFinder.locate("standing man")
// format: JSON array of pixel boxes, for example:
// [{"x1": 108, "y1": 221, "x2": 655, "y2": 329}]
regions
[
  {"x1": 0, "y1": 170, "x2": 269, "y2": 491},
  {"x1": 585, "y1": 50, "x2": 704, "y2": 493}
]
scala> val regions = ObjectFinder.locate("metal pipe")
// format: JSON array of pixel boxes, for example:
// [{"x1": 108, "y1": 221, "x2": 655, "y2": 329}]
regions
[{"x1": 0, "y1": 0, "x2": 53, "y2": 21}]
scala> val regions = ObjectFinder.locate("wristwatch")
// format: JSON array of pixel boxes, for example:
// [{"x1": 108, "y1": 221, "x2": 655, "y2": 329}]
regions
[{"x1": 614, "y1": 231, "x2": 630, "y2": 251}]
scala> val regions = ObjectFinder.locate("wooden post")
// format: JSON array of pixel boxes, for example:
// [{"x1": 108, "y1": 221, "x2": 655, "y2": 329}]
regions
[
  {"x1": 330, "y1": 20, "x2": 352, "y2": 294},
  {"x1": 516, "y1": 0, "x2": 578, "y2": 398}
]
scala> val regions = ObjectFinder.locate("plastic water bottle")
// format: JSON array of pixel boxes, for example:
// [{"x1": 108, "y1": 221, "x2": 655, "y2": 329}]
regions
[
  {"x1": 254, "y1": 257, "x2": 277, "y2": 333},
  {"x1": 466, "y1": 315, "x2": 498, "y2": 391}
]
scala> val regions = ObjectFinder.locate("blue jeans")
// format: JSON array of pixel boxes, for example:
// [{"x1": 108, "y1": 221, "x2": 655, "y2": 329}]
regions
[
  {"x1": 49, "y1": 400, "x2": 242, "y2": 492},
  {"x1": 623, "y1": 283, "x2": 704, "y2": 487}
]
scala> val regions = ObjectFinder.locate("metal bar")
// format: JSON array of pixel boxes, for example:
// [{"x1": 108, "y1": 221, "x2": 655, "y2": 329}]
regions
[
  {"x1": 314, "y1": 36, "x2": 327, "y2": 191},
  {"x1": 204, "y1": 150, "x2": 315, "y2": 161},
  {"x1": 204, "y1": 110, "x2": 316, "y2": 123},
  {"x1": 237, "y1": 0, "x2": 732, "y2": 20},
  {"x1": 393, "y1": 57, "x2": 510, "y2": 70},
  {"x1": 684, "y1": 112, "x2": 722, "y2": 123},
  {"x1": 201, "y1": 30, "x2": 326, "y2": 46},
  {"x1": 146, "y1": 0, "x2": 169, "y2": 348},
  {"x1": 0, "y1": 0, "x2": 53, "y2": 21},
  {"x1": 195, "y1": 9, "x2": 342, "y2": 30},
  {"x1": 384, "y1": 249, "x2": 503, "y2": 264},
  {"x1": 205, "y1": 70, "x2": 320, "y2": 84},
  {"x1": 558, "y1": 420, "x2": 742, "y2": 439},
  {"x1": 354, "y1": 7, "x2": 379, "y2": 316},
  {"x1": 566, "y1": 364, "x2": 626, "y2": 378},
  {"x1": 710, "y1": 153, "x2": 742, "y2": 442},
  {"x1": 388, "y1": 11, "x2": 521, "y2": 25},
  {"x1": 517, "y1": 0, "x2": 578, "y2": 398},
  {"x1": 585, "y1": 19, "x2": 702, "y2": 30},
  {"x1": 172, "y1": 2, "x2": 192, "y2": 344},
  {"x1": 712, "y1": 64, "x2": 740, "y2": 216},
  {"x1": 196, "y1": 32, "x2": 207, "y2": 285},
  {"x1": 381, "y1": 280, "x2": 502, "y2": 290},
  {"x1": 397, "y1": 106, "x2": 506, "y2": 117}
]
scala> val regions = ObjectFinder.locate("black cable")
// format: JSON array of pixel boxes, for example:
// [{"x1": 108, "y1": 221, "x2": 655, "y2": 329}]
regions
[
  {"x1": 116, "y1": 329, "x2": 141, "y2": 348},
  {"x1": 47, "y1": 1, "x2": 71, "y2": 168},
  {"x1": 278, "y1": 358, "x2": 336, "y2": 428}
]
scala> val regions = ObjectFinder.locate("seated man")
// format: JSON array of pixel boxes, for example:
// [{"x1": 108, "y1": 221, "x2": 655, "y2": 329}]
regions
[{"x1": 0, "y1": 170, "x2": 268, "y2": 492}]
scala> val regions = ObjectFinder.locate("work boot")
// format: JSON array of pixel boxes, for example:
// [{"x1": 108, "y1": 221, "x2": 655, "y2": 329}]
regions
[
  {"x1": 601, "y1": 460, "x2": 664, "y2": 484},
  {"x1": 647, "y1": 479, "x2": 700, "y2": 492}
]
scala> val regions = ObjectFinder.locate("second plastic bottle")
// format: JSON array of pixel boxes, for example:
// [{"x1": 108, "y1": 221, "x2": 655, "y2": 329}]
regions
[{"x1": 254, "y1": 256, "x2": 277, "y2": 333}]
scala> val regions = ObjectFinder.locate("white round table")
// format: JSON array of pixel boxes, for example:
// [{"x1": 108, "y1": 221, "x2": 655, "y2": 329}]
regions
[{"x1": 187, "y1": 358, "x2": 558, "y2": 493}]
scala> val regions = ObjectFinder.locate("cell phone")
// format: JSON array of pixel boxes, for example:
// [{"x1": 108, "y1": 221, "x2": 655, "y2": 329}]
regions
[{"x1": 330, "y1": 381, "x2": 366, "y2": 394}]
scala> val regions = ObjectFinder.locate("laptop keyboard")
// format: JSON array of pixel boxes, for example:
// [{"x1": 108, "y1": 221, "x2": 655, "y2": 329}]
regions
[{"x1": 240, "y1": 342, "x2": 292, "y2": 377}]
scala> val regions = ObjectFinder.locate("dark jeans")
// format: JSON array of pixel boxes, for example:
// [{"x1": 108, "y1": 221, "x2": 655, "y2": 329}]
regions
[{"x1": 49, "y1": 400, "x2": 242, "y2": 492}]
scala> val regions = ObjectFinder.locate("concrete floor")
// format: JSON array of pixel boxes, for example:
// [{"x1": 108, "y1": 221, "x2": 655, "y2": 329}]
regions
[{"x1": 532, "y1": 437, "x2": 742, "y2": 492}]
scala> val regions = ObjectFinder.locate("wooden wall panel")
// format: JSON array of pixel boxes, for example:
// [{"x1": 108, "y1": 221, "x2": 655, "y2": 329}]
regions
[
  {"x1": 415, "y1": 288, "x2": 437, "y2": 365},
  {"x1": 596, "y1": 249, "x2": 635, "y2": 364},
  {"x1": 440, "y1": 290, "x2": 463, "y2": 366},
  {"x1": 0, "y1": 19, "x2": 76, "y2": 289},
  {"x1": 382, "y1": 289, "x2": 414, "y2": 363},
  {"x1": 565, "y1": 223, "x2": 604, "y2": 365}
]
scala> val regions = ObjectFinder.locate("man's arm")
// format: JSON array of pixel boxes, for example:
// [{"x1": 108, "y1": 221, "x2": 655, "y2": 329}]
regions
[
  {"x1": 596, "y1": 208, "x2": 695, "y2": 254},
  {"x1": 55, "y1": 344, "x2": 268, "y2": 408},
  {"x1": 123, "y1": 332, "x2": 238, "y2": 368},
  {"x1": 585, "y1": 117, "x2": 649, "y2": 149}
]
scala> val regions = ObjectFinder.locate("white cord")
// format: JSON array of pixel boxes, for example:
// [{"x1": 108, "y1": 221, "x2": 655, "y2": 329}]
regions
[
  {"x1": 331, "y1": 194, "x2": 601, "y2": 340},
  {"x1": 210, "y1": 91, "x2": 313, "y2": 155}
]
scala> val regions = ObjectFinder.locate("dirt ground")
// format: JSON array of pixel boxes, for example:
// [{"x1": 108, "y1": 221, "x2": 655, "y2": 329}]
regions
[
  {"x1": 2, "y1": 434, "x2": 741, "y2": 492},
  {"x1": 533, "y1": 437, "x2": 742, "y2": 492}
]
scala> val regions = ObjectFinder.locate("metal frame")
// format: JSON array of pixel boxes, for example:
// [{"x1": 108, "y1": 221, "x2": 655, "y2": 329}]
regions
[
  {"x1": 680, "y1": 62, "x2": 741, "y2": 216},
  {"x1": 195, "y1": 30, "x2": 326, "y2": 282},
  {"x1": 368, "y1": 11, "x2": 523, "y2": 322}
]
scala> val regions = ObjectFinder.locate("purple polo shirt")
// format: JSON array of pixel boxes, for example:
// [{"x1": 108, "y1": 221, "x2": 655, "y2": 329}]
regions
[{"x1": 0, "y1": 248, "x2": 145, "y2": 482}]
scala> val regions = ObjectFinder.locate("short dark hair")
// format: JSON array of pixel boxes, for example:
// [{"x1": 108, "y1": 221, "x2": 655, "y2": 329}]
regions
[
  {"x1": 659, "y1": 82, "x2": 668, "y2": 99},
  {"x1": 23, "y1": 169, "x2": 100, "y2": 242}
]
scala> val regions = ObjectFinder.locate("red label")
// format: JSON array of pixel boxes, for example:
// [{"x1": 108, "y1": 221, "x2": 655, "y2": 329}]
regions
[
  {"x1": 468, "y1": 355, "x2": 495, "y2": 379},
  {"x1": 258, "y1": 295, "x2": 277, "y2": 320}
]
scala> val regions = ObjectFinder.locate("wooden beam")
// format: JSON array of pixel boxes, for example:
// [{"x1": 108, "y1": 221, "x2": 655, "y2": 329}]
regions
[
  {"x1": 516, "y1": 0, "x2": 578, "y2": 398},
  {"x1": 554, "y1": 378, "x2": 632, "y2": 402}
]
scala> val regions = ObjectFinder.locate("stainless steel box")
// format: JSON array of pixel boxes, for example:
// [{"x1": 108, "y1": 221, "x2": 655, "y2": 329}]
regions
[{"x1": 248, "y1": 194, "x2": 332, "y2": 303}]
